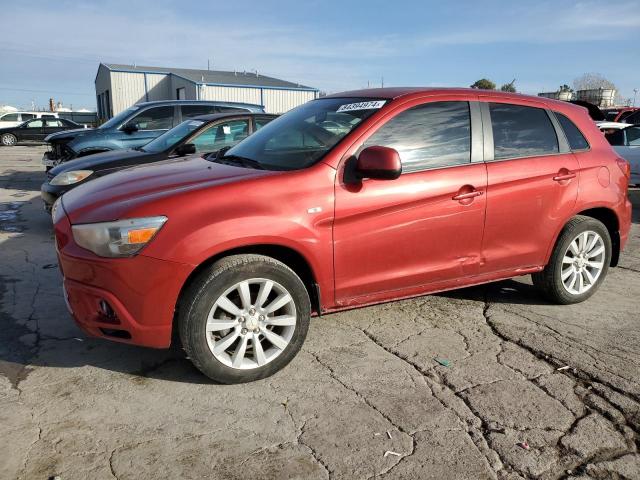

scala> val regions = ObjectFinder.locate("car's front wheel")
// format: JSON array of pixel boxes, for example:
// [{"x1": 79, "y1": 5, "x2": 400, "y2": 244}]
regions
[
  {"x1": 178, "y1": 254, "x2": 311, "y2": 384},
  {"x1": 1, "y1": 133, "x2": 17, "y2": 146},
  {"x1": 533, "y1": 216, "x2": 611, "y2": 304}
]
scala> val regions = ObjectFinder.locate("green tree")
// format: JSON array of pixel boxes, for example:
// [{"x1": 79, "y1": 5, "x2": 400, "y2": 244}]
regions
[
  {"x1": 470, "y1": 78, "x2": 496, "y2": 90},
  {"x1": 559, "y1": 84, "x2": 573, "y2": 93},
  {"x1": 500, "y1": 79, "x2": 517, "y2": 92}
]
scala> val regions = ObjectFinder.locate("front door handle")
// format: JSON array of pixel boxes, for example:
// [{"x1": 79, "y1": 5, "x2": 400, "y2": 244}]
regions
[
  {"x1": 553, "y1": 171, "x2": 576, "y2": 182},
  {"x1": 452, "y1": 190, "x2": 483, "y2": 201}
]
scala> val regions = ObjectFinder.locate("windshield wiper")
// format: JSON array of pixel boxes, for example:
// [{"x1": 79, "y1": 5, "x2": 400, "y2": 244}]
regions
[{"x1": 215, "y1": 153, "x2": 264, "y2": 170}]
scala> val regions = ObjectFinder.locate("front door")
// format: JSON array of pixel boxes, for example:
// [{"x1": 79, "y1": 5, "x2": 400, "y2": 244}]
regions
[
  {"x1": 479, "y1": 101, "x2": 579, "y2": 273},
  {"x1": 19, "y1": 119, "x2": 45, "y2": 141},
  {"x1": 333, "y1": 99, "x2": 487, "y2": 304},
  {"x1": 120, "y1": 105, "x2": 175, "y2": 148}
]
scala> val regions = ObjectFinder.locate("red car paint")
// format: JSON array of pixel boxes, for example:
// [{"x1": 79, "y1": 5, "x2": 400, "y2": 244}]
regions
[{"x1": 54, "y1": 88, "x2": 632, "y2": 348}]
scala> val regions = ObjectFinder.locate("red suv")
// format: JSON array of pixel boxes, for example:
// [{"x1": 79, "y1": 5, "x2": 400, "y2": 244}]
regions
[{"x1": 53, "y1": 88, "x2": 632, "y2": 383}]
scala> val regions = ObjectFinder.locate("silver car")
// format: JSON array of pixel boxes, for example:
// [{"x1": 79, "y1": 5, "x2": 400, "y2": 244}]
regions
[{"x1": 599, "y1": 122, "x2": 640, "y2": 186}]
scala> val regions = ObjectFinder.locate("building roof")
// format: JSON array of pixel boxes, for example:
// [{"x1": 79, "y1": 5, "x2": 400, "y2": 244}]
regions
[{"x1": 102, "y1": 63, "x2": 317, "y2": 91}]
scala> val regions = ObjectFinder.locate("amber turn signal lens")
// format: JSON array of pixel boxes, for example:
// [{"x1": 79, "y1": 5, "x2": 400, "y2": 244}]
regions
[{"x1": 127, "y1": 227, "x2": 158, "y2": 244}]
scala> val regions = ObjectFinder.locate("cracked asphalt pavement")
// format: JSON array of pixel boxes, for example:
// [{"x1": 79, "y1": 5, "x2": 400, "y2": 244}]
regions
[{"x1": 1, "y1": 146, "x2": 639, "y2": 480}]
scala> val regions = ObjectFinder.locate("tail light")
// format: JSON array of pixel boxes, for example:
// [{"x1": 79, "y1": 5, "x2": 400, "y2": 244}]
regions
[{"x1": 616, "y1": 158, "x2": 630, "y2": 179}]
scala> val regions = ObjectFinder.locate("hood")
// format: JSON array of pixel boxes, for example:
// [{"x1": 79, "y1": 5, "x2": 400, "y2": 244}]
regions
[
  {"x1": 62, "y1": 155, "x2": 279, "y2": 224},
  {"x1": 46, "y1": 127, "x2": 98, "y2": 143},
  {"x1": 49, "y1": 149, "x2": 148, "y2": 175}
]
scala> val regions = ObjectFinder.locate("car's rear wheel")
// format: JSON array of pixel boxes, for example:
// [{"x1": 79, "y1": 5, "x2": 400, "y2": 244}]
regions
[
  {"x1": 532, "y1": 216, "x2": 611, "y2": 304},
  {"x1": 178, "y1": 254, "x2": 311, "y2": 384},
  {"x1": 1, "y1": 134, "x2": 17, "y2": 146}
]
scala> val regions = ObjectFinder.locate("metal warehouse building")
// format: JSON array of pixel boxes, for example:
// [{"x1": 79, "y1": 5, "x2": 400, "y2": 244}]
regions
[{"x1": 94, "y1": 63, "x2": 319, "y2": 120}]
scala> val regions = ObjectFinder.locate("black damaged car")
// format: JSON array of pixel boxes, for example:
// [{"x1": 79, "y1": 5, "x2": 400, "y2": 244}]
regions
[{"x1": 41, "y1": 112, "x2": 276, "y2": 211}]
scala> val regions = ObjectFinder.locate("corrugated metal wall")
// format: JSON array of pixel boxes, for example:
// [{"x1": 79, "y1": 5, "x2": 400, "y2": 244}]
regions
[
  {"x1": 145, "y1": 74, "x2": 171, "y2": 101},
  {"x1": 262, "y1": 89, "x2": 316, "y2": 114},
  {"x1": 170, "y1": 76, "x2": 198, "y2": 100},
  {"x1": 200, "y1": 85, "x2": 315, "y2": 113},
  {"x1": 110, "y1": 72, "x2": 147, "y2": 114},
  {"x1": 200, "y1": 86, "x2": 262, "y2": 106}
]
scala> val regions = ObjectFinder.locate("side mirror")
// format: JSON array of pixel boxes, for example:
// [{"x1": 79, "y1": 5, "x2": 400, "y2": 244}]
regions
[
  {"x1": 174, "y1": 143, "x2": 196, "y2": 156},
  {"x1": 355, "y1": 146, "x2": 402, "y2": 180},
  {"x1": 121, "y1": 122, "x2": 139, "y2": 133}
]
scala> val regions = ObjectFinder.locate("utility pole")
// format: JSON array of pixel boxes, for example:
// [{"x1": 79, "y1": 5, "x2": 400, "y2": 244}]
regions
[
  {"x1": 381, "y1": 76, "x2": 384, "y2": 88},
  {"x1": 634, "y1": 89, "x2": 638, "y2": 107}
]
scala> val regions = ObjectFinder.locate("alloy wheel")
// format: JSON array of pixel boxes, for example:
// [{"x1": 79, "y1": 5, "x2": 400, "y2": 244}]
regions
[
  {"x1": 205, "y1": 278, "x2": 297, "y2": 370},
  {"x1": 1, "y1": 134, "x2": 16, "y2": 146},
  {"x1": 561, "y1": 230, "x2": 605, "y2": 295}
]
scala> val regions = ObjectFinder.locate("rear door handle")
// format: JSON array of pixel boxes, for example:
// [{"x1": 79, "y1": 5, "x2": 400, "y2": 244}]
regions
[
  {"x1": 452, "y1": 190, "x2": 483, "y2": 201},
  {"x1": 553, "y1": 172, "x2": 576, "y2": 181}
]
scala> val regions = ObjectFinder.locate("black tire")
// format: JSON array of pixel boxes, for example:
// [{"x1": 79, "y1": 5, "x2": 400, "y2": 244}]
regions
[
  {"x1": 1, "y1": 133, "x2": 17, "y2": 146},
  {"x1": 532, "y1": 215, "x2": 611, "y2": 304},
  {"x1": 178, "y1": 254, "x2": 311, "y2": 384}
]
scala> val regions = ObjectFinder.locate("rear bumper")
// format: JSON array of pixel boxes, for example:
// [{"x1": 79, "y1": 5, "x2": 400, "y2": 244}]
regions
[{"x1": 55, "y1": 208, "x2": 194, "y2": 348}]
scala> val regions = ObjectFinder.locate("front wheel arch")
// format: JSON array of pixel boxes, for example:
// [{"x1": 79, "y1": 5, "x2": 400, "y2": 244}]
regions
[{"x1": 172, "y1": 244, "x2": 321, "y2": 345}]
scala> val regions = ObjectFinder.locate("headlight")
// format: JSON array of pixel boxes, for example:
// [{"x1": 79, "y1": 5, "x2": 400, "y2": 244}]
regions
[
  {"x1": 50, "y1": 170, "x2": 93, "y2": 186},
  {"x1": 71, "y1": 216, "x2": 167, "y2": 257}
]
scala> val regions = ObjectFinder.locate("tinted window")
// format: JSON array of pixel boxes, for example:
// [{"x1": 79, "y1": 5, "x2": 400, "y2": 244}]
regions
[
  {"x1": 362, "y1": 101, "x2": 471, "y2": 172},
  {"x1": 21, "y1": 113, "x2": 35, "y2": 121},
  {"x1": 556, "y1": 113, "x2": 589, "y2": 150},
  {"x1": 604, "y1": 129, "x2": 625, "y2": 146},
  {"x1": 192, "y1": 119, "x2": 250, "y2": 152},
  {"x1": 181, "y1": 105, "x2": 216, "y2": 119},
  {"x1": 1, "y1": 113, "x2": 19, "y2": 121},
  {"x1": 627, "y1": 127, "x2": 640, "y2": 146},
  {"x1": 255, "y1": 117, "x2": 274, "y2": 130},
  {"x1": 625, "y1": 110, "x2": 640, "y2": 124},
  {"x1": 490, "y1": 103, "x2": 558, "y2": 159},
  {"x1": 132, "y1": 106, "x2": 174, "y2": 130}
]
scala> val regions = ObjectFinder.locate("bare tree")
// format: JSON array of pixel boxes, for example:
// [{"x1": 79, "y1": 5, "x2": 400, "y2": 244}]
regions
[{"x1": 573, "y1": 73, "x2": 616, "y2": 91}]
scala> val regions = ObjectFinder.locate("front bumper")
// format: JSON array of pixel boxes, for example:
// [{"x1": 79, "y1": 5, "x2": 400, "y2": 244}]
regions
[
  {"x1": 41, "y1": 181, "x2": 69, "y2": 212},
  {"x1": 55, "y1": 205, "x2": 194, "y2": 348}
]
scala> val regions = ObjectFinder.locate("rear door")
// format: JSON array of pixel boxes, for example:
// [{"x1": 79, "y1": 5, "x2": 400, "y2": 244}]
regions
[
  {"x1": 333, "y1": 98, "x2": 487, "y2": 304},
  {"x1": 19, "y1": 119, "x2": 45, "y2": 141},
  {"x1": 479, "y1": 100, "x2": 579, "y2": 273},
  {"x1": 43, "y1": 119, "x2": 67, "y2": 139}
]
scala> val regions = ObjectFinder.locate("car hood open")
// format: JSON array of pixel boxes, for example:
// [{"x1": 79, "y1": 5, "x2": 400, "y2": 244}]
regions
[{"x1": 62, "y1": 155, "x2": 279, "y2": 224}]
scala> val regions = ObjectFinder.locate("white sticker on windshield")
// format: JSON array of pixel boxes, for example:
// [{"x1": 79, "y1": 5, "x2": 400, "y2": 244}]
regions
[{"x1": 336, "y1": 100, "x2": 386, "y2": 113}]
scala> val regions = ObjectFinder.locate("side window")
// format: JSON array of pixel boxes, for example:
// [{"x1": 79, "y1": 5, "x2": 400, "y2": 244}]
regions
[
  {"x1": 556, "y1": 113, "x2": 589, "y2": 151},
  {"x1": 627, "y1": 127, "x2": 640, "y2": 146},
  {"x1": 625, "y1": 111, "x2": 640, "y2": 124},
  {"x1": 132, "y1": 106, "x2": 174, "y2": 130},
  {"x1": 362, "y1": 101, "x2": 471, "y2": 173},
  {"x1": 191, "y1": 119, "x2": 250, "y2": 152},
  {"x1": 181, "y1": 105, "x2": 216, "y2": 119},
  {"x1": 1, "y1": 113, "x2": 19, "y2": 121},
  {"x1": 46, "y1": 119, "x2": 64, "y2": 127},
  {"x1": 21, "y1": 113, "x2": 35, "y2": 121},
  {"x1": 255, "y1": 117, "x2": 274, "y2": 130},
  {"x1": 26, "y1": 120, "x2": 43, "y2": 128},
  {"x1": 489, "y1": 103, "x2": 559, "y2": 160},
  {"x1": 604, "y1": 129, "x2": 625, "y2": 146}
]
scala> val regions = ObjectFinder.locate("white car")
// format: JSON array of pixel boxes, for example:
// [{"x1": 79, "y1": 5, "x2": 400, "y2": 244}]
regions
[
  {"x1": 598, "y1": 122, "x2": 640, "y2": 186},
  {"x1": 0, "y1": 111, "x2": 59, "y2": 128}
]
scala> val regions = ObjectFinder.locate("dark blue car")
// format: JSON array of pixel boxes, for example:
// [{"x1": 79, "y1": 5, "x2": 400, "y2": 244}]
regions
[{"x1": 42, "y1": 100, "x2": 264, "y2": 169}]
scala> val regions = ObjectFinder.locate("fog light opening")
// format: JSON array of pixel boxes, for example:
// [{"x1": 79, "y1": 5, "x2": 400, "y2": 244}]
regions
[
  {"x1": 99, "y1": 328, "x2": 131, "y2": 340},
  {"x1": 98, "y1": 300, "x2": 120, "y2": 324}
]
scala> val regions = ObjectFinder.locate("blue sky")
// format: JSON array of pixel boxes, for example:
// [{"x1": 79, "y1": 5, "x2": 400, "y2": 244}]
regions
[{"x1": 1, "y1": 0, "x2": 639, "y2": 110}]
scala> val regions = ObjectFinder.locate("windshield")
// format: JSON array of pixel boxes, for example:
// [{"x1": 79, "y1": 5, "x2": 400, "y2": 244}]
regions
[
  {"x1": 99, "y1": 106, "x2": 139, "y2": 129},
  {"x1": 221, "y1": 98, "x2": 385, "y2": 170},
  {"x1": 142, "y1": 119, "x2": 205, "y2": 153}
]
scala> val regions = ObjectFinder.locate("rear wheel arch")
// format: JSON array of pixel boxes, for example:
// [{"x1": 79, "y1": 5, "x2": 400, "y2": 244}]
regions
[
  {"x1": 173, "y1": 244, "x2": 321, "y2": 344},
  {"x1": 576, "y1": 207, "x2": 620, "y2": 267}
]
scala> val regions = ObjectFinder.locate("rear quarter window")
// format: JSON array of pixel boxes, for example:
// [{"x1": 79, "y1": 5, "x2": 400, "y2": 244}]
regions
[
  {"x1": 489, "y1": 103, "x2": 559, "y2": 160},
  {"x1": 556, "y1": 113, "x2": 589, "y2": 151}
]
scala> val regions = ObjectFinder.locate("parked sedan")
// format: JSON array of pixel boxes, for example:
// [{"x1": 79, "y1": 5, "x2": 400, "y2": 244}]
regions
[
  {"x1": 1, "y1": 118, "x2": 83, "y2": 146},
  {"x1": 41, "y1": 113, "x2": 276, "y2": 211},
  {"x1": 600, "y1": 123, "x2": 640, "y2": 186}
]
